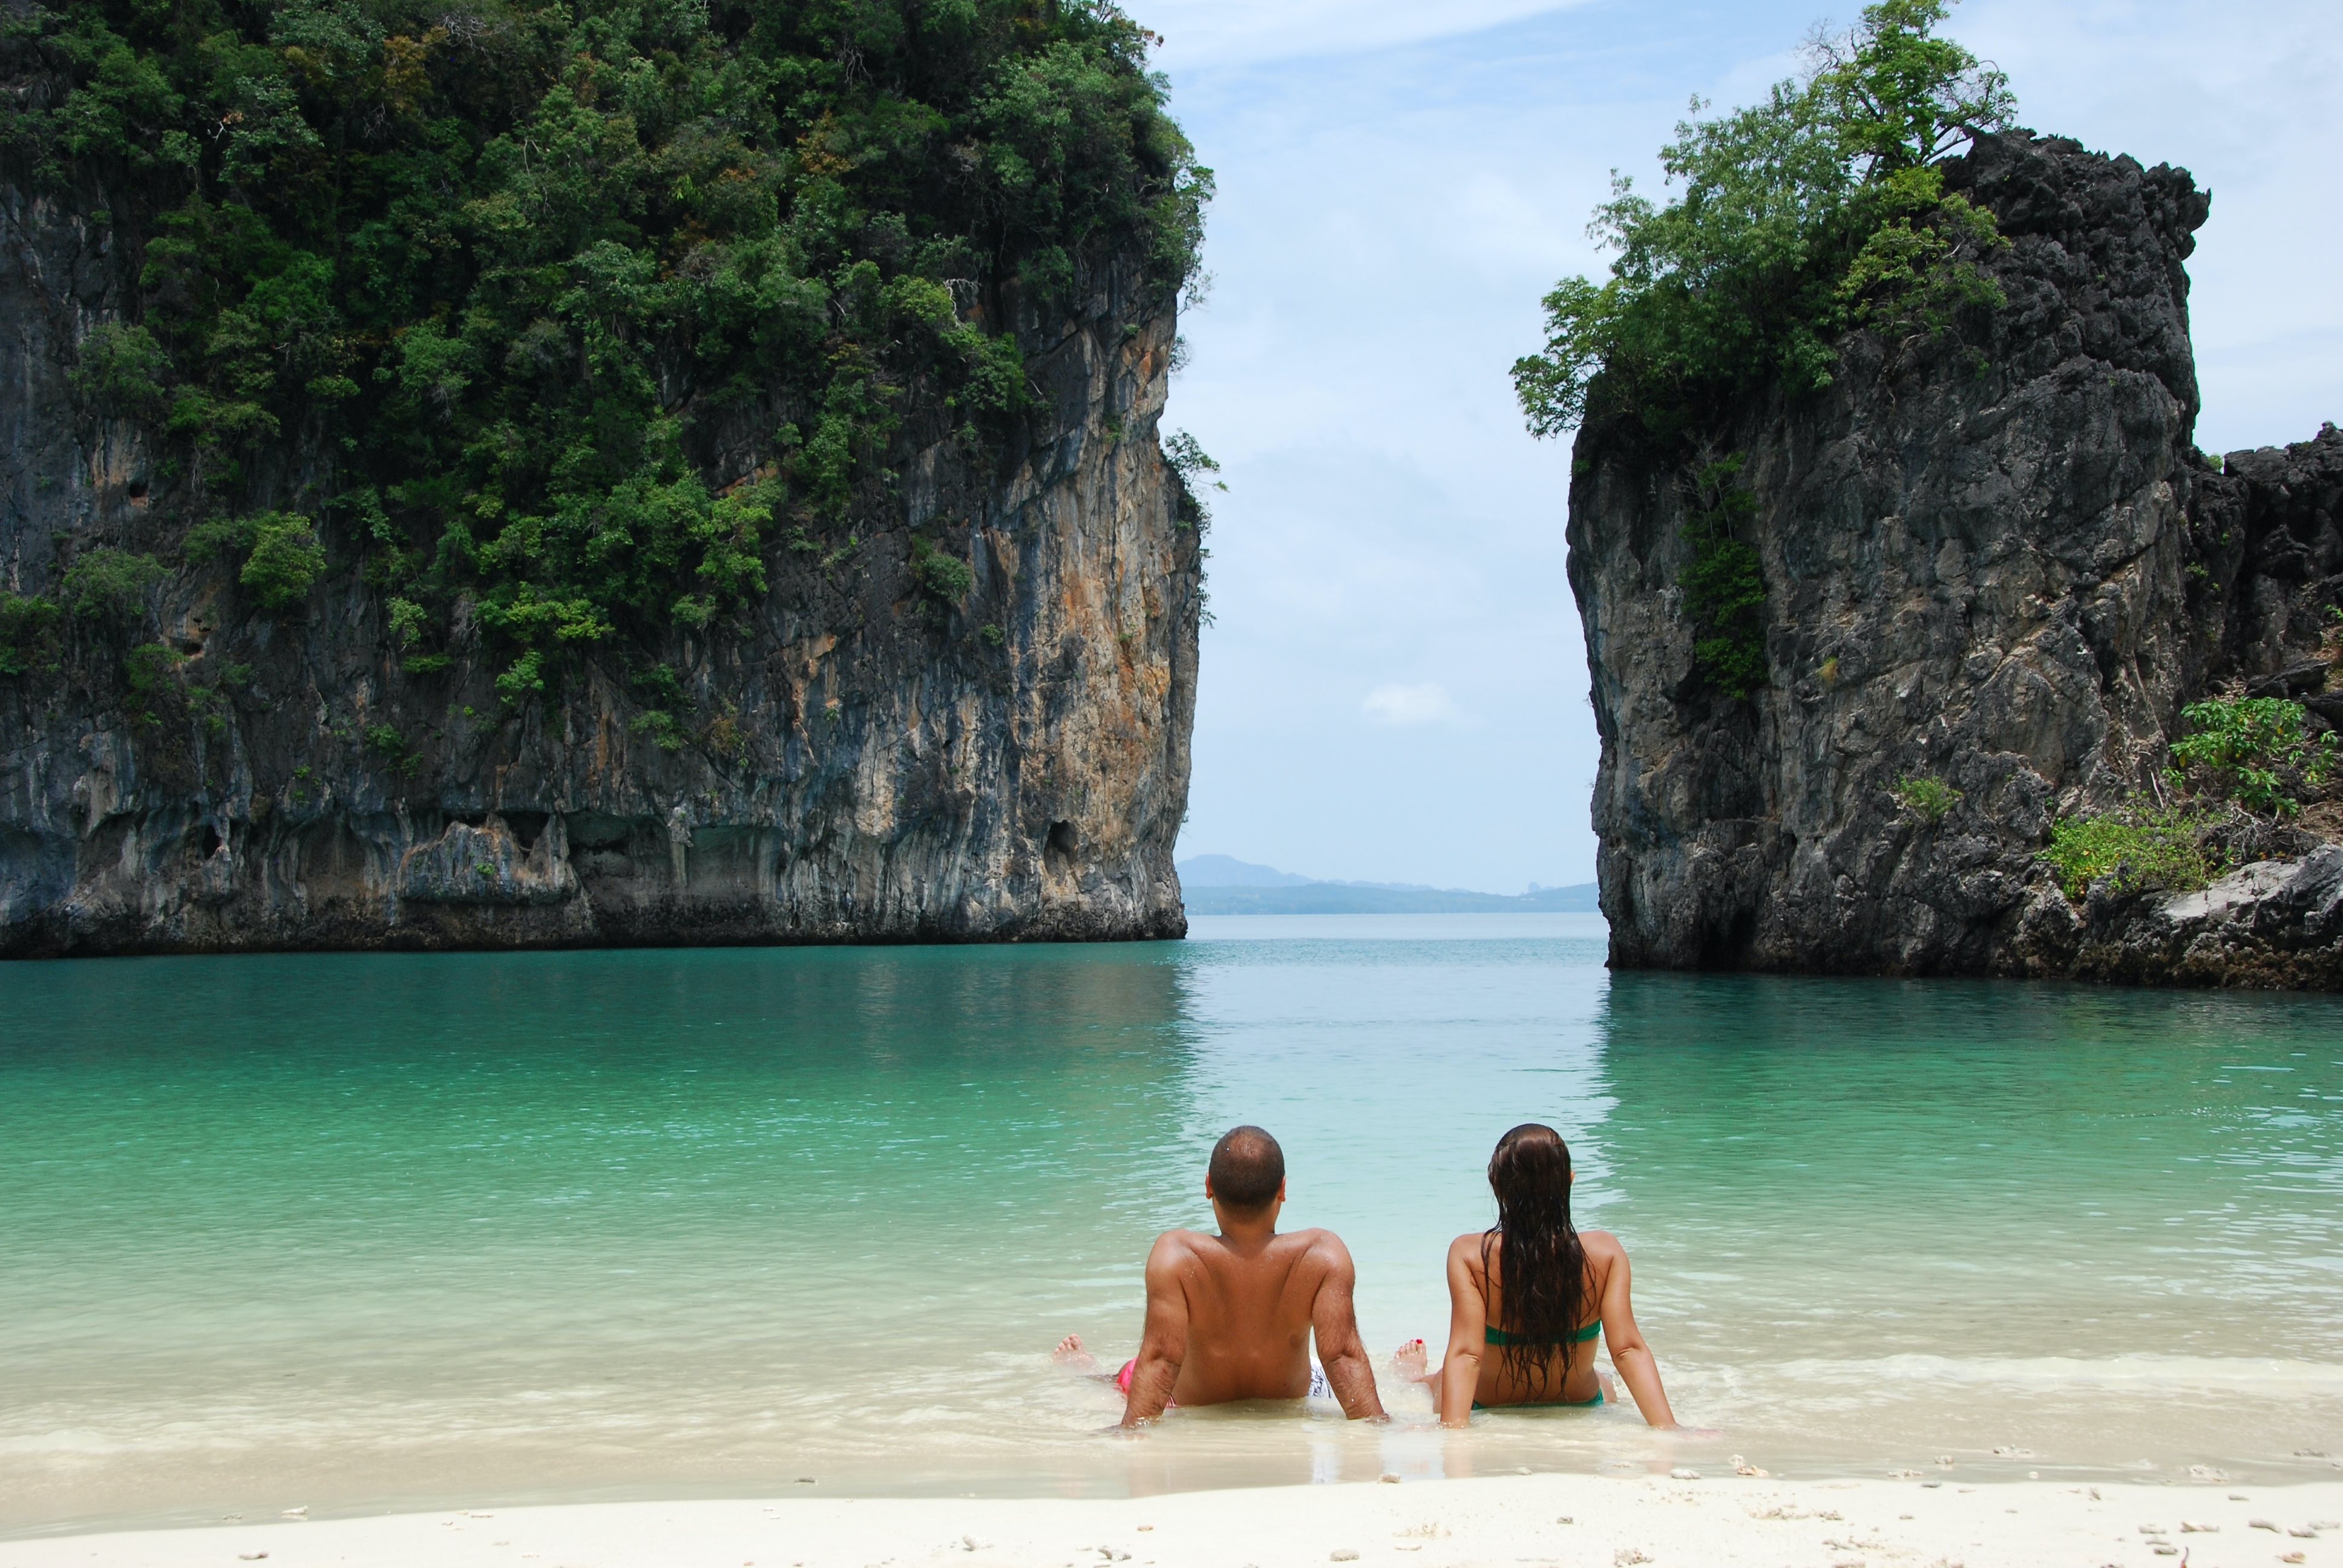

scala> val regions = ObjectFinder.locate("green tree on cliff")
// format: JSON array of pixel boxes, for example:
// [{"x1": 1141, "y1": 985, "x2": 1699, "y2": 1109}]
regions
[
  {"x1": 1512, "y1": 0, "x2": 2014, "y2": 439},
  {"x1": 4, "y1": 0, "x2": 1209, "y2": 698}
]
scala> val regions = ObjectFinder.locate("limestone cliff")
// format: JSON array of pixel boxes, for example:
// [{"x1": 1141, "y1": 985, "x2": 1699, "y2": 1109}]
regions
[
  {"x1": 1570, "y1": 131, "x2": 2342, "y2": 987},
  {"x1": 0, "y1": 0, "x2": 1216, "y2": 957},
  {"x1": 0, "y1": 215, "x2": 1201, "y2": 956}
]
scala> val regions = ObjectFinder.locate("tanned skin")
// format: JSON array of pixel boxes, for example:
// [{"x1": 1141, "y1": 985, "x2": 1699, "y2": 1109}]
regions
[
  {"x1": 1063, "y1": 1176, "x2": 1386, "y2": 1427},
  {"x1": 1392, "y1": 1171, "x2": 1686, "y2": 1429},
  {"x1": 1414, "y1": 1227, "x2": 1678, "y2": 1426}
]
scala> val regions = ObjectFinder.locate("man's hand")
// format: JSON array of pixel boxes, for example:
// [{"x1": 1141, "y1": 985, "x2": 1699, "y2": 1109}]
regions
[
  {"x1": 1308, "y1": 1233, "x2": 1387, "y2": 1422},
  {"x1": 1120, "y1": 1235, "x2": 1193, "y2": 1426}
]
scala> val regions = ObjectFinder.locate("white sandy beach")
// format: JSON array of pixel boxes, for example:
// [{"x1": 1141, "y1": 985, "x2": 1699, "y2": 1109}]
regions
[{"x1": 7, "y1": 1475, "x2": 2341, "y2": 1568}]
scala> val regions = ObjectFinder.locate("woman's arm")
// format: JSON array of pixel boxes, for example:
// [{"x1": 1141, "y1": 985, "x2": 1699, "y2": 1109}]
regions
[
  {"x1": 1437, "y1": 1236, "x2": 1486, "y2": 1428},
  {"x1": 1590, "y1": 1236, "x2": 1679, "y2": 1429}
]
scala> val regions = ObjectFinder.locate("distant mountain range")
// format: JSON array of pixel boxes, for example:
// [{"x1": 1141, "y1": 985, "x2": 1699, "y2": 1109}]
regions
[{"x1": 1177, "y1": 856, "x2": 1601, "y2": 915}]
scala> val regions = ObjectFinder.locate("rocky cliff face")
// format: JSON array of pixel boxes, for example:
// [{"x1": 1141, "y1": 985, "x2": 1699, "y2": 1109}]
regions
[
  {"x1": 1570, "y1": 131, "x2": 2342, "y2": 987},
  {"x1": 0, "y1": 185, "x2": 1201, "y2": 954}
]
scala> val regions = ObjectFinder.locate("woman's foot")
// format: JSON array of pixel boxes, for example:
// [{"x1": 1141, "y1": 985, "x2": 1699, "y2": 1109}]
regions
[
  {"x1": 1392, "y1": 1338, "x2": 1429, "y2": 1380},
  {"x1": 1054, "y1": 1333, "x2": 1098, "y2": 1373}
]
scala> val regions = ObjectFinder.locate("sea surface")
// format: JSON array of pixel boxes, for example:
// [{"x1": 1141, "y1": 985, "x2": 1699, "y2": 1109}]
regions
[{"x1": 4, "y1": 914, "x2": 2341, "y2": 1535}]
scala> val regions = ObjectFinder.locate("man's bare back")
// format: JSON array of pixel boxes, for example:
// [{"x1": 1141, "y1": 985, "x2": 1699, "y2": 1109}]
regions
[{"x1": 1058, "y1": 1126, "x2": 1385, "y2": 1426}]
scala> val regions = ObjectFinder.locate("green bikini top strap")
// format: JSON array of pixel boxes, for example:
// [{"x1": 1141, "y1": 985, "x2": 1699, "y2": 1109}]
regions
[{"x1": 1484, "y1": 1321, "x2": 1602, "y2": 1346}]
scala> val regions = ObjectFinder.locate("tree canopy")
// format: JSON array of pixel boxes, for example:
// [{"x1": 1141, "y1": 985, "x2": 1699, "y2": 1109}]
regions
[
  {"x1": 1513, "y1": 0, "x2": 2013, "y2": 442},
  {"x1": 4, "y1": 0, "x2": 1208, "y2": 688}
]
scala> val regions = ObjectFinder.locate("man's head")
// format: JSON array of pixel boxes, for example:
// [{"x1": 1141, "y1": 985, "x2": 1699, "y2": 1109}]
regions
[{"x1": 1205, "y1": 1125, "x2": 1286, "y2": 1222}]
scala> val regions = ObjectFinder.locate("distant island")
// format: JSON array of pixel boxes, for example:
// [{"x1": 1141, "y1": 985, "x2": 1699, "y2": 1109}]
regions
[{"x1": 1178, "y1": 856, "x2": 1600, "y2": 915}]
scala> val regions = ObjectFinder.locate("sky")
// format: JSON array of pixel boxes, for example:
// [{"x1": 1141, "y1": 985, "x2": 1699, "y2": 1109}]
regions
[{"x1": 1149, "y1": 0, "x2": 2343, "y2": 893}]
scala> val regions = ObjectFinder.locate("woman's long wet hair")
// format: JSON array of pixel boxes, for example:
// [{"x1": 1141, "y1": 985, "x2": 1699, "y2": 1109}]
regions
[{"x1": 1480, "y1": 1123, "x2": 1588, "y2": 1395}]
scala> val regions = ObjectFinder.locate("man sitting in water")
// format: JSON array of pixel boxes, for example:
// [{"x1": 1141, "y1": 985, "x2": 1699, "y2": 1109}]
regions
[{"x1": 1054, "y1": 1125, "x2": 1386, "y2": 1426}]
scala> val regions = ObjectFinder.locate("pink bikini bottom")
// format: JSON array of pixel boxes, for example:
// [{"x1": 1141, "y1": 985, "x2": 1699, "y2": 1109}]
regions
[{"x1": 1115, "y1": 1358, "x2": 1182, "y2": 1408}]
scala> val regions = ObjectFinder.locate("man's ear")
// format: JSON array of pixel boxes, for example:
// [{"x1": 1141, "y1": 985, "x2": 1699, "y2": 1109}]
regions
[
  {"x1": 1205, "y1": 1175, "x2": 1217, "y2": 1203},
  {"x1": 1277, "y1": 1178, "x2": 1288, "y2": 1202}
]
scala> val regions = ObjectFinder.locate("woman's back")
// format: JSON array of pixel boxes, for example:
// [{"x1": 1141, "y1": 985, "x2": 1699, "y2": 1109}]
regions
[
  {"x1": 1457, "y1": 1227, "x2": 1619, "y2": 1406},
  {"x1": 1404, "y1": 1123, "x2": 1683, "y2": 1428}
]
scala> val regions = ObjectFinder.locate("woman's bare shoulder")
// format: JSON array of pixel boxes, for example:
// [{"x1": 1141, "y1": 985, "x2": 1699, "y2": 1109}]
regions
[
  {"x1": 1446, "y1": 1232, "x2": 1489, "y2": 1263},
  {"x1": 1578, "y1": 1228, "x2": 1627, "y2": 1260}
]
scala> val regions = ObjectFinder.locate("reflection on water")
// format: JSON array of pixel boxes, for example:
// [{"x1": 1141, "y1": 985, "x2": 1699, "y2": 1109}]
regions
[{"x1": 2, "y1": 916, "x2": 2339, "y2": 1537}]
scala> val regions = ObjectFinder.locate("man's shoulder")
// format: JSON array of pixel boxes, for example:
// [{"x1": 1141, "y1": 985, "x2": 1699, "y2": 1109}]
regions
[
  {"x1": 1278, "y1": 1227, "x2": 1355, "y2": 1267},
  {"x1": 1147, "y1": 1227, "x2": 1214, "y2": 1257},
  {"x1": 1142, "y1": 1229, "x2": 1214, "y2": 1286}
]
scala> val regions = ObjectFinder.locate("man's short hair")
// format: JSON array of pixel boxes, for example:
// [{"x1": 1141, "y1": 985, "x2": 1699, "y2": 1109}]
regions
[{"x1": 1208, "y1": 1125, "x2": 1285, "y2": 1212}]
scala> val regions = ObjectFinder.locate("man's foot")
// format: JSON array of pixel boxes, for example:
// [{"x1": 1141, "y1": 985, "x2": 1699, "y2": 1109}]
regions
[
  {"x1": 1054, "y1": 1333, "x2": 1098, "y2": 1373},
  {"x1": 1392, "y1": 1338, "x2": 1428, "y2": 1380}
]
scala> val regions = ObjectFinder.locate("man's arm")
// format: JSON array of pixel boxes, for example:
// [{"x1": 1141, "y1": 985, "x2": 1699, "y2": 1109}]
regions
[
  {"x1": 1120, "y1": 1234, "x2": 1192, "y2": 1427},
  {"x1": 1308, "y1": 1233, "x2": 1387, "y2": 1422}
]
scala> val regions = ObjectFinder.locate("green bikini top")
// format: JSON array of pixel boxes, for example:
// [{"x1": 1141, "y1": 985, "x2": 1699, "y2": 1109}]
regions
[{"x1": 1485, "y1": 1321, "x2": 1602, "y2": 1347}]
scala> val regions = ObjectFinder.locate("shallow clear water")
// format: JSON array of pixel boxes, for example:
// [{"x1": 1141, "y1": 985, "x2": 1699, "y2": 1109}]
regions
[{"x1": 4, "y1": 914, "x2": 2340, "y2": 1535}]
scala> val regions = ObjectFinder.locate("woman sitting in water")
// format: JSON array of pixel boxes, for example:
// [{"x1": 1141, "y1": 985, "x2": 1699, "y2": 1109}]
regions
[{"x1": 1395, "y1": 1122, "x2": 1683, "y2": 1428}]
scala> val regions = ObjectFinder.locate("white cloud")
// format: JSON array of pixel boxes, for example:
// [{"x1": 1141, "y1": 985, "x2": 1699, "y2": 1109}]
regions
[
  {"x1": 1958, "y1": 0, "x2": 2343, "y2": 451},
  {"x1": 1362, "y1": 682, "x2": 1465, "y2": 727},
  {"x1": 1144, "y1": 0, "x2": 1586, "y2": 69}
]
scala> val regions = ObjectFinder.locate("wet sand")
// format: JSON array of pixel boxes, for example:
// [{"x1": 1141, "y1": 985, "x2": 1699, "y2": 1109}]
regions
[{"x1": 7, "y1": 1475, "x2": 2340, "y2": 1568}]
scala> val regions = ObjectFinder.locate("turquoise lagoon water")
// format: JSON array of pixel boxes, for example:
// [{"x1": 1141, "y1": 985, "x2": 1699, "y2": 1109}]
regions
[{"x1": 3, "y1": 913, "x2": 2341, "y2": 1535}]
